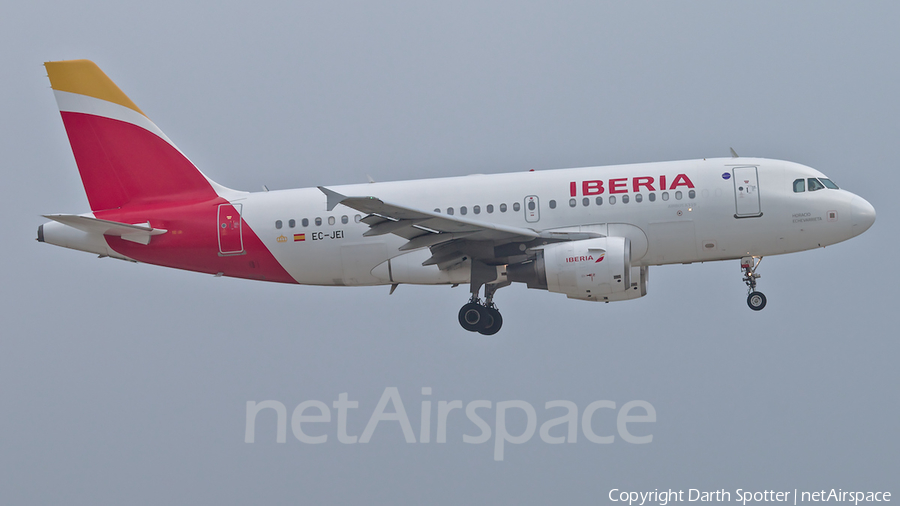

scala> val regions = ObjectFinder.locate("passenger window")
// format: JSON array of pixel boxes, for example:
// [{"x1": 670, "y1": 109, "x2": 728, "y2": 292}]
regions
[
  {"x1": 528, "y1": 201, "x2": 535, "y2": 211},
  {"x1": 648, "y1": 193, "x2": 656, "y2": 202},
  {"x1": 500, "y1": 204, "x2": 507, "y2": 212},
  {"x1": 354, "y1": 214, "x2": 361, "y2": 223},
  {"x1": 434, "y1": 208, "x2": 441, "y2": 213},
  {"x1": 821, "y1": 178, "x2": 839, "y2": 189},
  {"x1": 487, "y1": 204, "x2": 494, "y2": 213},
  {"x1": 315, "y1": 217, "x2": 322, "y2": 226},
  {"x1": 793, "y1": 179, "x2": 805, "y2": 192},
  {"x1": 609, "y1": 196, "x2": 617, "y2": 205},
  {"x1": 808, "y1": 178, "x2": 825, "y2": 191},
  {"x1": 302, "y1": 218, "x2": 309, "y2": 227},
  {"x1": 549, "y1": 200, "x2": 557, "y2": 209},
  {"x1": 662, "y1": 192, "x2": 669, "y2": 201},
  {"x1": 569, "y1": 198, "x2": 576, "y2": 207},
  {"x1": 513, "y1": 203, "x2": 521, "y2": 212},
  {"x1": 460, "y1": 206, "x2": 467, "y2": 215},
  {"x1": 275, "y1": 220, "x2": 283, "y2": 229},
  {"x1": 622, "y1": 195, "x2": 630, "y2": 204},
  {"x1": 635, "y1": 194, "x2": 643, "y2": 203},
  {"x1": 289, "y1": 219, "x2": 296, "y2": 228},
  {"x1": 582, "y1": 197, "x2": 589, "y2": 207},
  {"x1": 341, "y1": 215, "x2": 348, "y2": 224},
  {"x1": 675, "y1": 191, "x2": 682, "y2": 200},
  {"x1": 688, "y1": 190, "x2": 696, "y2": 199},
  {"x1": 447, "y1": 207, "x2": 454, "y2": 215},
  {"x1": 474, "y1": 205, "x2": 481, "y2": 214},
  {"x1": 595, "y1": 196, "x2": 603, "y2": 205},
  {"x1": 328, "y1": 216, "x2": 335, "y2": 225}
]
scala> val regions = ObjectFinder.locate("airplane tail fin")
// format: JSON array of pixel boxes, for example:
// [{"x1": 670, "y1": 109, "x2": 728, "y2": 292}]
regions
[{"x1": 45, "y1": 60, "x2": 233, "y2": 211}]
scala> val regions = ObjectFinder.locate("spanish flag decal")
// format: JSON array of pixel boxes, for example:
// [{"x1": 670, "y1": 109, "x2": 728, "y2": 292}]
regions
[{"x1": 294, "y1": 234, "x2": 305, "y2": 242}]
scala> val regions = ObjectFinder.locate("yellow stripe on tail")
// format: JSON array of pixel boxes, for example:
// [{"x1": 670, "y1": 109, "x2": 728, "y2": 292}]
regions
[{"x1": 45, "y1": 60, "x2": 146, "y2": 117}]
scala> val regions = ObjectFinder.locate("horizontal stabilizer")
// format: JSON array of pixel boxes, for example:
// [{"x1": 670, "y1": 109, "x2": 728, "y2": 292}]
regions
[{"x1": 42, "y1": 214, "x2": 167, "y2": 245}]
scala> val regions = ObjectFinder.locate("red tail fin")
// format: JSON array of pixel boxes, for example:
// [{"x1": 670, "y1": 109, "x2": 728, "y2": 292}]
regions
[{"x1": 45, "y1": 60, "x2": 224, "y2": 211}]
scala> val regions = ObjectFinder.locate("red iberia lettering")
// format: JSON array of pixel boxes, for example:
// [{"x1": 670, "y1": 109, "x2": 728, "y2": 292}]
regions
[
  {"x1": 669, "y1": 173, "x2": 695, "y2": 189},
  {"x1": 609, "y1": 178, "x2": 628, "y2": 194},
  {"x1": 568, "y1": 174, "x2": 695, "y2": 196},
  {"x1": 582, "y1": 180, "x2": 604, "y2": 195},
  {"x1": 633, "y1": 176, "x2": 655, "y2": 192}
]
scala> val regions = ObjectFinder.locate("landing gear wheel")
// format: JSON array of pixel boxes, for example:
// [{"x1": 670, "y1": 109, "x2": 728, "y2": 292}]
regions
[
  {"x1": 478, "y1": 307, "x2": 503, "y2": 335},
  {"x1": 459, "y1": 302, "x2": 487, "y2": 332},
  {"x1": 747, "y1": 291, "x2": 767, "y2": 311},
  {"x1": 740, "y1": 256, "x2": 767, "y2": 312},
  {"x1": 460, "y1": 271, "x2": 510, "y2": 334}
]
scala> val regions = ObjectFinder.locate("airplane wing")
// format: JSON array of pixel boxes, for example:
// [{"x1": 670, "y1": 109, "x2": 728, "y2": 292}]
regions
[
  {"x1": 319, "y1": 186, "x2": 538, "y2": 245},
  {"x1": 319, "y1": 187, "x2": 600, "y2": 268}
]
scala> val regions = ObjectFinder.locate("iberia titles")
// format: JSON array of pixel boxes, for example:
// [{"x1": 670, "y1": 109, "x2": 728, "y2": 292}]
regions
[{"x1": 569, "y1": 174, "x2": 695, "y2": 196}]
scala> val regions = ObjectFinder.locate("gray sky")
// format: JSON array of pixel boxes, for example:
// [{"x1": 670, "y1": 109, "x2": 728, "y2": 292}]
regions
[{"x1": 1, "y1": 1, "x2": 896, "y2": 504}]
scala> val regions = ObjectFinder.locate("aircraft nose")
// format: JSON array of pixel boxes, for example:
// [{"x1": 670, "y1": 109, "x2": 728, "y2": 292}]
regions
[{"x1": 849, "y1": 195, "x2": 876, "y2": 235}]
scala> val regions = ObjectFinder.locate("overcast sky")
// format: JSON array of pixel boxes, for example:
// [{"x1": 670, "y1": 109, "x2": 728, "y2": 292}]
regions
[{"x1": 1, "y1": 2, "x2": 896, "y2": 504}]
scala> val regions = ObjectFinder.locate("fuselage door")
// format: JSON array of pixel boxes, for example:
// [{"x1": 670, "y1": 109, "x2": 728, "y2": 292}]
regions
[
  {"x1": 524, "y1": 195, "x2": 540, "y2": 223},
  {"x1": 732, "y1": 166, "x2": 762, "y2": 218},
  {"x1": 217, "y1": 203, "x2": 244, "y2": 255}
]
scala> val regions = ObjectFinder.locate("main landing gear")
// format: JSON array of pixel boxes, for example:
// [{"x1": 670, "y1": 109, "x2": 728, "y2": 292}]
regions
[
  {"x1": 459, "y1": 261, "x2": 507, "y2": 334},
  {"x1": 458, "y1": 298, "x2": 502, "y2": 335},
  {"x1": 741, "y1": 256, "x2": 767, "y2": 311}
]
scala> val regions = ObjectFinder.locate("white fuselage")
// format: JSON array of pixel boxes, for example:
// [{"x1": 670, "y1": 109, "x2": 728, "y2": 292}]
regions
[{"x1": 233, "y1": 157, "x2": 871, "y2": 286}]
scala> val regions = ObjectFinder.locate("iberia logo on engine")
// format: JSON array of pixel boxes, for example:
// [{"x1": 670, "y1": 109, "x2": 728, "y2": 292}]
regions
[{"x1": 566, "y1": 253, "x2": 605, "y2": 263}]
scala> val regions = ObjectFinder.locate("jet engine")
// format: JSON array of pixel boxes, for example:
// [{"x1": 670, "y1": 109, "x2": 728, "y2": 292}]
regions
[{"x1": 507, "y1": 237, "x2": 648, "y2": 301}]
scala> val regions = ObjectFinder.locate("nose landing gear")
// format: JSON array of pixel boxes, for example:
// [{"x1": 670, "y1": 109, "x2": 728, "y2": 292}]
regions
[{"x1": 742, "y1": 256, "x2": 767, "y2": 311}]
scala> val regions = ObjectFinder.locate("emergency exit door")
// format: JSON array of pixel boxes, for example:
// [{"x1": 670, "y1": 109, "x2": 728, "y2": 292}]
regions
[
  {"x1": 524, "y1": 195, "x2": 540, "y2": 223},
  {"x1": 217, "y1": 203, "x2": 244, "y2": 255}
]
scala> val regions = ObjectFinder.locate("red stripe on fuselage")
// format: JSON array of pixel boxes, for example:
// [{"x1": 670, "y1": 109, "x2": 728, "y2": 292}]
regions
[{"x1": 95, "y1": 198, "x2": 297, "y2": 284}]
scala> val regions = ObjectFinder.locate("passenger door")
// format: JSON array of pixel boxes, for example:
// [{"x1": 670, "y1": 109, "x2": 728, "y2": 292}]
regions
[
  {"x1": 217, "y1": 203, "x2": 244, "y2": 255},
  {"x1": 733, "y1": 166, "x2": 762, "y2": 218}
]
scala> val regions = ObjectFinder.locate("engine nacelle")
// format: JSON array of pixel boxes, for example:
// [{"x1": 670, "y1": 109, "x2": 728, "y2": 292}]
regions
[
  {"x1": 508, "y1": 237, "x2": 641, "y2": 301},
  {"x1": 603, "y1": 265, "x2": 649, "y2": 302}
]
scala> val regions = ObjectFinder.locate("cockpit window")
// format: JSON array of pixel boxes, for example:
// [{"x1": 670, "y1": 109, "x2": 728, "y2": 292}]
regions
[{"x1": 795, "y1": 177, "x2": 838, "y2": 192}]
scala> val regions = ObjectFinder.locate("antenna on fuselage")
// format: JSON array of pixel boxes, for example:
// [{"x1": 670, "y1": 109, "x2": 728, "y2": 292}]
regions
[{"x1": 730, "y1": 147, "x2": 739, "y2": 158}]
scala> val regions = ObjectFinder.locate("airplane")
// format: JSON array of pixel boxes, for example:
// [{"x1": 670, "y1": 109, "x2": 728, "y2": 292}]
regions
[{"x1": 37, "y1": 60, "x2": 876, "y2": 335}]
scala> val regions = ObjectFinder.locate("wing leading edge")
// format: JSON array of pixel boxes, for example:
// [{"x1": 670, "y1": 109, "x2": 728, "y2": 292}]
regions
[{"x1": 318, "y1": 187, "x2": 601, "y2": 269}]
